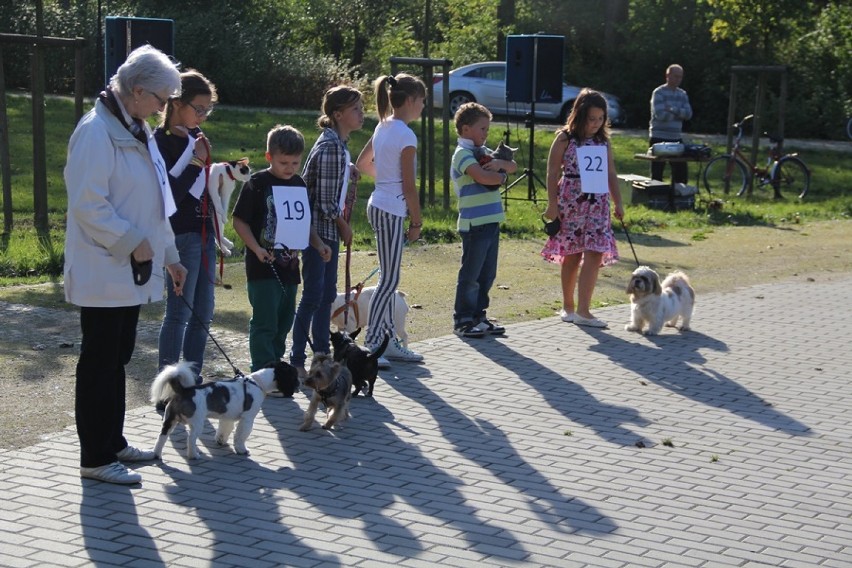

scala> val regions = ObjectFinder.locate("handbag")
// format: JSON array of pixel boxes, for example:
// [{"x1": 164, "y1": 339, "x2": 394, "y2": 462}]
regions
[{"x1": 542, "y1": 215, "x2": 560, "y2": 237}]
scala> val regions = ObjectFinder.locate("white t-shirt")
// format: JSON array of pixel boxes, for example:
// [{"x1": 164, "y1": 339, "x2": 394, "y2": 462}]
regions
[{"x1": 367, "y1": 117, "x2": 417, "y2": 217}]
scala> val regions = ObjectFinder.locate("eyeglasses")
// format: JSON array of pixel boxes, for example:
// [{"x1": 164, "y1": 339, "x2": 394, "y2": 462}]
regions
[
  {"x1": 146, "y1": 89, "x2": 168, "y2": 108},
  {"x1": 187, "y1": 102, "x2": 214, "y2": 118}
]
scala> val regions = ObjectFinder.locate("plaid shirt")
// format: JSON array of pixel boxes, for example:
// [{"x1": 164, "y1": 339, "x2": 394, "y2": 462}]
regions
[{"x1": 302, "y1": 127, "x2": 351, "y2": 241}]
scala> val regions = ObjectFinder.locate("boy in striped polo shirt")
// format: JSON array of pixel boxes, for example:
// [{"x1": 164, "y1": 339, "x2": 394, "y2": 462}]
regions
[{"x1": 451, "y1": 103, "x2": 518, "y2": 338}]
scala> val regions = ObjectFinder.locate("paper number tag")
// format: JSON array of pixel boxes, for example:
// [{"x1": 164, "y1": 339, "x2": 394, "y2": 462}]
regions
[
  {"x1": 576, "y1": 145, "x2": 609, "y2": 194},
  {"x1": 272, "y1": 185, "x2": 311, "y2": 250}
]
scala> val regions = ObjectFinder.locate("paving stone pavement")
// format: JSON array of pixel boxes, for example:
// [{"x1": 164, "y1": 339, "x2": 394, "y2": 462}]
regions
[{"x1": 1, "y1": 274, "x2": 851, "y2": 567}]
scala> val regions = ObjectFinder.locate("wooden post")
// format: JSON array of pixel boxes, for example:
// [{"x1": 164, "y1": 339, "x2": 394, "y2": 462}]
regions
[
  {"x1": 32, "y1": 0, "x2": 48, "y2": 234},
  {"x1": 442, "y1": 60, "x2": 451, "y2": 209},
  {"x1": 74, "y1": 40, "x2": 85, "y2": 123},
  {"x1": 32, "y1": 50, "x2": 48, "y2": 233},
  {"x1": 0, "y1": 47, "x2": 12, "y2": 235},
  {"x1": 726, "y1": 72, "x2": 737, "y2": 155}
]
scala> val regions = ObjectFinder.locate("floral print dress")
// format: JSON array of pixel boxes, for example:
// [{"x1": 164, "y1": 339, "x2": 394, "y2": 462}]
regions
[{"x1": 541, "y1": 136, "x2": 619, "y2": 266}]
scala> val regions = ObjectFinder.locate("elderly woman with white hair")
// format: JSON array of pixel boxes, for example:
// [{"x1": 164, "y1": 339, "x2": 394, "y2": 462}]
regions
[{"x1": 64, "y1": 45, "x2": 188, "y2": 484}]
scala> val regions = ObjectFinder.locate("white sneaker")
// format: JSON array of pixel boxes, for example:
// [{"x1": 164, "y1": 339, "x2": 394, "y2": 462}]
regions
[
  {"x1": 80, "y1": 462, "x2": 141, "y2": 484},
  {"x1": 377, "y1": 356, "x2": 391, "y2": 369},
  {"x1": 384, "y1": 338, "x2": 423, "y2": 362},
  {"x1": 559, "y1": 309, "x2": 575, "y2": 323},
  {"x1": 116, "y1": 445, "x2": 157, "y2": 462}
]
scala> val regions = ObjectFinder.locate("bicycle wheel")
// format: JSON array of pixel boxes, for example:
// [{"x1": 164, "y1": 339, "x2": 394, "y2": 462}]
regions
[
  {"x1": 703, "y1": 155, "x2": 748, "y2": 196},
  {"x1": 772, "y1": 156, "x2": 811, "y2": 199}
]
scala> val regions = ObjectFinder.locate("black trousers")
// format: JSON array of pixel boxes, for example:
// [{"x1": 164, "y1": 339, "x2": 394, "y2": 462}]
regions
[
  {"x1": 649, "y1": 136, "x2": 688, "y2": 184},
  {"x1": 75, "y1": 305, "x2": 140, "y2": 468}
]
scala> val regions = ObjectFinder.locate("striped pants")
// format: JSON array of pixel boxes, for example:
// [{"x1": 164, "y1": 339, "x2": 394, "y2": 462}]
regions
[{"x1": 365, "y1": 204, "x2": 406, "y2": 349}]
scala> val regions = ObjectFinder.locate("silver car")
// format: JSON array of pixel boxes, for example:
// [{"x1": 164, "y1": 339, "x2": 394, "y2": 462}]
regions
[{"x1": 431, "y1": 61, "x2": 625, "y2": 125}]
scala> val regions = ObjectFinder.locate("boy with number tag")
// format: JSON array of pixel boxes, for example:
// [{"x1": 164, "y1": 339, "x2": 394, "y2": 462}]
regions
[{"x1": 232, "y1": 125, "x2": 331, "y2": 371}]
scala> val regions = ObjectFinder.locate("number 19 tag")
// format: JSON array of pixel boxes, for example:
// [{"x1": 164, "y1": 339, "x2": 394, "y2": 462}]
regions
[
  {"x1": 576, "y1": 145, "x2": 609, "y2": 194},
  {"x1": 272, "y1": 185, "x2": 311, "y2": 250}
]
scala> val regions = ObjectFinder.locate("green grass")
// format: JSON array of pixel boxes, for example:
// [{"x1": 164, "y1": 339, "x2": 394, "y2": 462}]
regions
[{"x1": 1, "y1": 94, "x2": 850, "y2": 284}]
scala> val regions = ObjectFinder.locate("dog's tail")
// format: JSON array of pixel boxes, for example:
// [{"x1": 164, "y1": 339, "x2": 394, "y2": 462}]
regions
[
  {"x1": 149, "y1": 361, "x2": 197, "y2": 404},
  {"x1": 664, "y1": 271, "x2": 695, "y2": 301},
  {"x1": 368, "y1": 333, "x2": 391, "y2": 361}
]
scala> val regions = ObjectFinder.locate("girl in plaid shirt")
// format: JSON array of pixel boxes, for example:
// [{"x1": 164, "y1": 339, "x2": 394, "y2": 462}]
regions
[{"x1": 290, "y1": 86, "x2": 364, "y2": 374}]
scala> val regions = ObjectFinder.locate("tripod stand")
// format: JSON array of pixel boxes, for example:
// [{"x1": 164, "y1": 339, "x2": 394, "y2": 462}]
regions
[
  {"x1": 502, "y1": 36, "x2": 549, "y2": 207},
  {"x1": 502, "y1": 105, "x2": 547, "y2": 206}
]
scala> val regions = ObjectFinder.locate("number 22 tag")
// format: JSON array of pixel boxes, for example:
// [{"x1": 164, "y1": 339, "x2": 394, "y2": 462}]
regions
[
  {"x1": 272, "y1": 185, "x2": 311, "y2": 250},
  {"x1": 576, "y1": 145, "x2": 609, "y2": 194}
]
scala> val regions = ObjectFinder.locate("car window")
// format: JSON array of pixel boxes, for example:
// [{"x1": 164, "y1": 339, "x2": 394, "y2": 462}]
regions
[{"x1": 464, "y1": 66, "x2": 506, "y2": 81}]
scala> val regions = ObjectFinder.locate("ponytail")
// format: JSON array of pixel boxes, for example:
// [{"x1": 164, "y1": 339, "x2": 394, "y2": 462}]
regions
[
  {"x1": 373, "y1": 73, "x2": 426, "y2": 121},
  {"x1": 318, "y1": 85, "x2": 363, "y2": 129}
]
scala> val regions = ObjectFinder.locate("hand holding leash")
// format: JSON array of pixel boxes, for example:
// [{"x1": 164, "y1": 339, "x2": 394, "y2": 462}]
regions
[{"x1": 167, "y1": 262, "x2": 188, "y2": 296}]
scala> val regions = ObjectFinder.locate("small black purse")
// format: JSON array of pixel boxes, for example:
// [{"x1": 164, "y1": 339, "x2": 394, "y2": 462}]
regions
[{"x1": 542, "y1": 215, "x2": 560, "y2": 237}]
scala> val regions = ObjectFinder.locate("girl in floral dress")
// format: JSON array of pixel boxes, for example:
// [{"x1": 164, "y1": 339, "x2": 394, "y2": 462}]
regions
[{"x1": 542, "y1": 89, "x2": 624, "y2": 328}]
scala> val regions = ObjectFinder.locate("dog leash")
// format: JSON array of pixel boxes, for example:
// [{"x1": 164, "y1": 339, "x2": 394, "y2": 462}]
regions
[
  {"x1": 149, "y1": 267, "x2": 245, "y2": 377},
  {"x1": 266, "y1": 254, "x2": 318, "y2": 354},
  {"x1": 620, "y1": 218, "x2": 641, "y2": 267},
  {"x1": 196, "y1": 135, "x2": 229, "y2": 286}
]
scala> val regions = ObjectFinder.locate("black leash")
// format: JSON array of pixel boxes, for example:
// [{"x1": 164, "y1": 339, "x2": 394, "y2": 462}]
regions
[
  {"x1": 176, "y1": 292, "x2": 245, "y2": 377},
  {"x1": 266, "y1": 255, "x2": 318, "y2": 354},
  {"x1": 620, "y1": 219, "x2": 641, "y2": 267}
]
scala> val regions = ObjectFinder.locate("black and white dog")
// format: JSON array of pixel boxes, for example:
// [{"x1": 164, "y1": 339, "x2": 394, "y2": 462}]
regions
[{"x1": 150, "y1": 361, "x2": 299, "y2": 460}]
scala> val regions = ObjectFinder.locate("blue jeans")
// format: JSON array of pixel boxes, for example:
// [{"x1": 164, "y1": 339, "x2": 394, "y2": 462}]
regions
[
  {"x1": 453, "y1": 223, "x2": 500, "y2": 327},
  {"x1": 290, "y1": 238, "x2": 340, "y2": 367},
  {"x1": 158, "y1": 232, "x2": 216, "y2": 378}
]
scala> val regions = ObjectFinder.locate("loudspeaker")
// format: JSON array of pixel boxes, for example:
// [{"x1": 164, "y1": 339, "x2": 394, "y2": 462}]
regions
[
  {"x1": 505, "y1": 35, "x2": 565, "y2": 104},
  {"x1": 104, "y1": 16, "x2": 175, "y2": 86}
]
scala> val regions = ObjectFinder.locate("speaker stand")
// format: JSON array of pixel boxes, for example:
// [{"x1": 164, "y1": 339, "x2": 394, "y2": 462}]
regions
[{"x1": 502, "y1": 104, "x2": 547, "y2": 208}]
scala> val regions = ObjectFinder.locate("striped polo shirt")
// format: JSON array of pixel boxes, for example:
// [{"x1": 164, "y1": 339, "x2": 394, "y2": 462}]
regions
[{"x1": 452, "y1": 142, "x2": 506, "y2": 232}]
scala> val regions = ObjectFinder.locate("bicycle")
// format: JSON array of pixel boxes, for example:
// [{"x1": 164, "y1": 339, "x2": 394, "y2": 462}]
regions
[{"x1": 703, "y1": 114, "x2": 811, "y2": 199}]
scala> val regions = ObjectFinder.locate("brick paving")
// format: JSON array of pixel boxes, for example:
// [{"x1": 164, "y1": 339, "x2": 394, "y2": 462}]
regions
[{"x1": 1, "y1": 274, "x2": 851, "y2": 567}]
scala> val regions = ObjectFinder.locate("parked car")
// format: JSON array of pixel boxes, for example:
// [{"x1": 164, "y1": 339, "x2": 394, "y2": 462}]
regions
[{"x1": 431, "y1": 61, "x2": 625, "y2": 126}]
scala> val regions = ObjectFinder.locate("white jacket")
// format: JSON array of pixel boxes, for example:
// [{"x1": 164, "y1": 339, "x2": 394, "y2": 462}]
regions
[{"x1": 63, "y1": 99, "x2": 179, "y2": 307}]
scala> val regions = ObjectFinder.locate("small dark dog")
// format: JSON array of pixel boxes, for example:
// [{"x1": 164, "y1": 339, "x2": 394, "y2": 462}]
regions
[
  {"x1": 151, "y1": 361, "x2": 299, "y2": 459},
  {"x1": 330, "y1": 329, "x2": 390, "y2": 397},
  {"x1": 300, "y1": 353, "x2": 353, "y2": 431}
]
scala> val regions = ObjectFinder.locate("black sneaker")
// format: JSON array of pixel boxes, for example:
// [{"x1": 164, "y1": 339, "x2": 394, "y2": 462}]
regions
[
  {"x1": 454, "y1": 322, "x2": 485, "y2": 338},
  {"x1": 477, "y1": 319, "x2": 506, "y2": 336}
]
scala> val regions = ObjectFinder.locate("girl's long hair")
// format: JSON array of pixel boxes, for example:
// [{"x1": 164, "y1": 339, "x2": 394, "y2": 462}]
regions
[
  {"x1": 373, "y1": 73, "x2": 426, "y2": 120},
  {"x1": 561, "y1": 88, "x2": 610, "y2": 143},
  {"x1": 160, "y1": 69, "x2": 217, "y2": 128}
]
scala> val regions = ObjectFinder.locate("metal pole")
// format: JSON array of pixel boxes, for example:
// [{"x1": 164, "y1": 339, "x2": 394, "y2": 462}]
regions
[{"x1": 32, "y1": 0, "x2": 48, "y2": 233}]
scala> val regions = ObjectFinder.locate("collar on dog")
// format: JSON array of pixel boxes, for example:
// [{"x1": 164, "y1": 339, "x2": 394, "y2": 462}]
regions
[
  {"x1": 318, "y1": 376, "x2": 340, "y2": 407},
  {"x1": 224, "y1": 164, "x2": 237, "y2": 182}
]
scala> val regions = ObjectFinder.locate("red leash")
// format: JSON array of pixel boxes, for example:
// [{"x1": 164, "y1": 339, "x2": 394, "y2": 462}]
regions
[{"x1": 195, "y1": 135, "x2": 225, "y2": 285}]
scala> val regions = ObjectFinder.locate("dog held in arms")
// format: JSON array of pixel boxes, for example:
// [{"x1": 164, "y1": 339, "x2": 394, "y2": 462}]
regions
[
  {"x1": 207, "y1": 158, "x2": 251, "y2": 257},
  {"x1": 330, "y1": 329, "x2": 390, "y2": 397},
  {"x1": 330, "y1": 286, "x2": 410, "y2": 347},
  {"x1": 625, "y1": 266, "x2": 695, "y2": 335},
  {"x1": 151, "y1": 361, "x2": 299, "y2": 459},
  {"x1": 300, "y1": 353, "x2": 353, "y2": 431}
]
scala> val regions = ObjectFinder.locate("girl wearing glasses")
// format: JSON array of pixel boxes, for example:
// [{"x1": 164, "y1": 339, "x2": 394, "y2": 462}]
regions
[{"x1": 154, "y1": 69, "x2": 219, "y2": 386}]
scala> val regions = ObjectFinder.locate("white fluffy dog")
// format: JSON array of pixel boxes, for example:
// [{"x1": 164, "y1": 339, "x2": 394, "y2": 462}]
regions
[
  {"x1": 330, "y1": 286, "x2": 410, "y2": 347},
  {"x1": 208, "y1": 158, "x2": 251, "y2": 256},
  {"x1": 150, "y1": 361, "x2": 299, "y2": 460},
  {"x1": 625, "y1": 266, "x2": 695, "y2": 335}
]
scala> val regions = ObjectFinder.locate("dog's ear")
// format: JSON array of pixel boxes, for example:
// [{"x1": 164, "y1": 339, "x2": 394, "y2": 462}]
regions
[
  {"x1": 652, "y1": 275, "x2": 663, "y2": 295},
  {"x1": 351, "y1": 327, "x2": 361, "y2": 340},
  {"x1": 626, "y1": 278, "x2": 635, "y2": 294}
]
